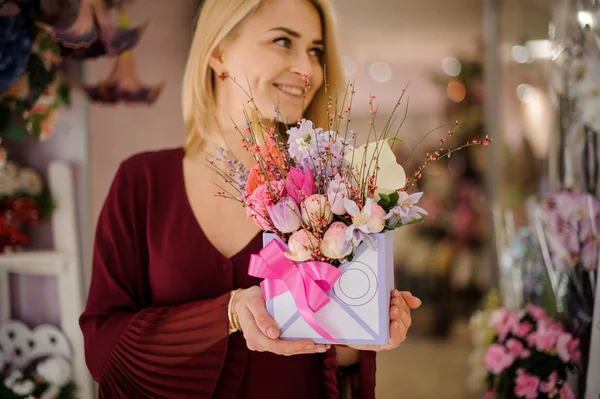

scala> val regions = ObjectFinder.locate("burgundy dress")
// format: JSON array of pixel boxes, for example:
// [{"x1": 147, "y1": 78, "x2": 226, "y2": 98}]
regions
[{"x1": 79, "y1": 148, "x2": 376, "y2": 399}]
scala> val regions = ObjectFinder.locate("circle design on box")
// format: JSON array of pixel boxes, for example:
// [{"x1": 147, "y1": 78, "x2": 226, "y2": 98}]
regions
[{"x1": 333, "y1": 261, "x2": 378, "y2": 306}]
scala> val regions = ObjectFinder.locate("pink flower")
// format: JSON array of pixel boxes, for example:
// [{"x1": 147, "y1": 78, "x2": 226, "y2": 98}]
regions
[
  {"x1": 286, "y1": 167, "x2": 316, "y2": 205},
  {"x1": 320, "y1": 222, "x2": 352, "y2": 260},
  {"x1": 532, "y1": 319, "x2": 561, "y2": 351},
  {"x1": 512, "y1": 322, "x2": 533, "y2": 338},
  {"x1": 267, "y1": 196, "x2": 302, "y2": 234},
  {"x1": 485, "y1": 344, "x2": 514, "y2": 375},
  {"x1": 246, "y1": 181, "x2": 284, "y2": 230},
  {"x1": 526, "y1": 304, "x2": 548, "y2": 322},
  {"x1": 484, "y1": 389, "x2": 496, "y2": 399},
  {"x1": 560, "y1": 384, "x2": 575, "y2": 399},
  {"x1": 514, "y1": 373, "x2": 540, "y2": 399},
  {"x1": 540, "y1": 371, "x2": 558, "y2": 393},
  {"x1": 567, "y1": 338, "x2": 581, "y2": 364},
  {"x1": 556, "y1": 333, "x2": 575, "y2": 363},
  {"x1": 286, "y1": 229, "x2": 318, "y2": 262},
  {"x1": 301, "y1": 194, "x2": 333, "y2": 227},
  {"x1": 366, "y1": 201, "x2": 387, "y2": 233},
  {"x1": 326, "y1": 175, "x2": 349, "y2": 215},
  {"x1": 506, "y1": 339, "x2": 529, "y2": 359},
  {"x1": 490, "y1": 309, "x2": 519, "y2": 342}
]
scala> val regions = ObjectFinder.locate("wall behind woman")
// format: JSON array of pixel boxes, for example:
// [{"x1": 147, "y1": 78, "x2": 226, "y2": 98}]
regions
[{"x1": 86, "y1": 0, "x2": 198, "y2": 292}]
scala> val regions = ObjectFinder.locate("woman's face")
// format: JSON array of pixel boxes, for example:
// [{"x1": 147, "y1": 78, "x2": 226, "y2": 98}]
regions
[{"x1": 214, "y1": 0, "x2": 325, "y2": 125}]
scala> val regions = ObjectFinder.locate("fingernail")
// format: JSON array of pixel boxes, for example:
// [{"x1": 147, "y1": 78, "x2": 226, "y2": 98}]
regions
[
  {"x1": 267, "y1": 327, "x2": 278, "y2": 339},
  {"x1": 305, "y1": 345, "x2": 315, "y2": 350},
  {"x1": 393, "y1": 322, "x2": 399, "y2": 330},
  {"x1": 393, "y1": 307, "x2": 399, "y2": 316},
  {"x1": 317, "y1": 347, "x2": 327, "y2": 353},
  {"x1": 326, "y1": 345, "x2": 331, "y2": 349}
]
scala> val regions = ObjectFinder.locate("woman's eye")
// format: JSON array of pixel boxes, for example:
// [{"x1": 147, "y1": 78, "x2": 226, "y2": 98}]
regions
[
  {"x1": 309, "y1": 48, "x2": 323, "y2": 59},
  {"x1": 274, "y1": 38, "x2": 292, "y2": 48}
]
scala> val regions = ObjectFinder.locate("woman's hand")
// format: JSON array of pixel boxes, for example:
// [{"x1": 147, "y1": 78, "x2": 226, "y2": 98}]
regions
[
  {"x1": 232, "y1": 286, "x2": 331, "y2": 356},
  {"x1": 346, "y1": 290, "x2": 421, "y2": 352}
]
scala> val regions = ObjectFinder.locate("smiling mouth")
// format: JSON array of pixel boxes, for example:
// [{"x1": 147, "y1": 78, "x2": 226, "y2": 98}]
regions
[{"x1": 274, "y1": 84, "x2": 304, "y2": 98}]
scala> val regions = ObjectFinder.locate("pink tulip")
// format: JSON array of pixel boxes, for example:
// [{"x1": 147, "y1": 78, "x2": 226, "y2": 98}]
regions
[
  {"x1": 326, "y1": 176, "x2": 349, "y2": 215},
  {"x1": 301, "y1": 194, "x2": 333, "y2": 227},
  {"x1": 267, "y1": 196, "x2": 302, "y2": 234},
  {"x1": 245, "y1": 181, "x2": 284, "y2": 231},
  {"x1": 485, "y1": 344, "x2": 514, "y2": 375},
  {"x1": 320, "y1": 222, "x2": 352, "y2": 260},
  {"x1": 286, "y1": 229, "x2": 318, "y2": 262},
  {"x1": 285, "y1": 167, "x2": 316, "y2": 205},
  {"x1": 514, "y1": 373, "x2": 540, "y2": 399}
]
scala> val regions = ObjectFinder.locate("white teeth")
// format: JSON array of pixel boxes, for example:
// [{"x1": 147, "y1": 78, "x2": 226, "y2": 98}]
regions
[{"x1": 276, "y1": 85, "x2": 303, "y2": 97}]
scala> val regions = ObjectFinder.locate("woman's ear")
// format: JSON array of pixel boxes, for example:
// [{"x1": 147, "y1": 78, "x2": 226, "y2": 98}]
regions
[{"x1": 209, "y1": 44, "x2": 226, "y2": 75}]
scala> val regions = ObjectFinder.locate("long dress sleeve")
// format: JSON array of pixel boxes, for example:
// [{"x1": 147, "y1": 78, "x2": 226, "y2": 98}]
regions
[{"x1": 79, "y1": 159, "x2": 231, "y2": 399}]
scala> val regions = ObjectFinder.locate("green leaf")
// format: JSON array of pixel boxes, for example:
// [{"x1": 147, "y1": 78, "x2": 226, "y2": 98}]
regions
[
  {"x1": 393, "y1": 217, "x2": 425, "y2": 228},
  {"x1": 58, "y1": 79, "x2": 72, "y2": 107},
  {"x1": 3, "y1": 122, "x2": 26, "y2": 141},
  {"x1": 388, "y1": 191, "x2": 399, "y2": 206}
]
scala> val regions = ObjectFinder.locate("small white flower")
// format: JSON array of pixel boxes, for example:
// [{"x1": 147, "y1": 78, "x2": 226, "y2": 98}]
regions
[
  {"x1": 18, "y1": 167, "x2": 44, "y2": 196},
  {"x1": 36, "y1": 356, "x2": 72, "y2": 387},
  {"x1": 4, "y1": 370, "x2": 23, "y2": 388},
  {"x1": 11, "y1": 379, "x2": 35, "y2": 396}
]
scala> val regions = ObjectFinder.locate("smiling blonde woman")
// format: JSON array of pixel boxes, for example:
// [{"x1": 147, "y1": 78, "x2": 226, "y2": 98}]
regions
[{"x1": 80, "y1": 1, "x2": 421, "y2": 398}]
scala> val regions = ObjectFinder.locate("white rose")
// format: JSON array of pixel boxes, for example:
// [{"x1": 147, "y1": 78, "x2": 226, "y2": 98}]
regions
[
  {"x1": 18, "y1": 167, "x2": 43, "y2": 196},
  {"x1": 36, "y1": 356, "x2": 72, "y2": 387},
  {"x1": 0, "y1": 162, "x2": 20, "y2": 196},
  {"x1": 11, "y1": 379, "x2": 35, "y2": 396}
]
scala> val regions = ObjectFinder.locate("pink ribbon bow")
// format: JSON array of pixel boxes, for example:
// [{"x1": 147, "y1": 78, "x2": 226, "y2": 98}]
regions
[{"x1": 248, "y1": 239, "x2": 341, "y2": 342}]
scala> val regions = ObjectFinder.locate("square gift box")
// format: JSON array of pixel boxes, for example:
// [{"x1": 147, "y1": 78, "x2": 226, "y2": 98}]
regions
[{"x1": 260, "y1": 231, "x2": 395, "y2": 345}]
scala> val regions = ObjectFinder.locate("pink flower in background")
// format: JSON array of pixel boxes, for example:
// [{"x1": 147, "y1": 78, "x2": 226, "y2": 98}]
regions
[
  {"x1": 506, "y1": 339, "x2": 528, "y2": 359},
  {"x1": 567, "y1": 338, "x2": 581, "y2": 364},
  {"x1": 286, "y1": 229, "x2": 319, "y2": 262},
  {"x1": 532, "y1": 319, "x2": 561, "y2": 351},
  {"x1": 514, "y1": 373, "x2": 540, "y2": 399},
  {"x1": 490, "y1": 309, "x2": 519, "y2": 342},
  {"x1": 246, "y1": 181, "x2": 284, "y2": 230},
  {"x1": 485, "y1": 344, "x2": 514, "y2": 375},
  {"x1": 484, "y1": 389, "x2": 496, "y2": 399},
  {"x1": 540, "y1": 371, "x2": 558, "y2": 393},
  {"x1": 320, "y1": 222, "x2": 352, "y2": 260},
  {"x1": 559, "y1": 384, "x2": 575, "y2": 399},
  {"x1": 286, "y1": 167, "x2": 316, "y2": 205},
  {"x1": 267, "y1": 196, "x2": 302, "y2": 234},
  {"x1": 512, "y1": 322, "x2": 533, "y2": 338},
  {"x1": 526, "y1": 304, "x2": 548, "y2": 322}
]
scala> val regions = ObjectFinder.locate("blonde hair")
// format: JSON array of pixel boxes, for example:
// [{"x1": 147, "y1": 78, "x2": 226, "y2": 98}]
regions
[{"x1": 182, "y1": 0, "x2": 345, "y2": 153}]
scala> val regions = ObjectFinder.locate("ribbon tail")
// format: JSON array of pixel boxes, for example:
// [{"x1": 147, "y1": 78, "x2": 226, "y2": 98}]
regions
[{"x1": 292, "y1": 279, "x2": 337, "y2": 342}]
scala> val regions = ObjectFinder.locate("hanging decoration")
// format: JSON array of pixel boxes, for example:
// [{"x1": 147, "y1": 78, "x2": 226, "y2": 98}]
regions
[{"x1": 0, "y1": 0, "x2": 163, "y2": 145}]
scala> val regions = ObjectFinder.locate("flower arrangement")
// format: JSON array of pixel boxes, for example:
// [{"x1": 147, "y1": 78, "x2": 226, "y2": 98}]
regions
[
  {"x1": 211, "y1": 79, "x2": 492, "y2": 264},
  {"x1": 0, "y1": 161, "x2": 53, "y2": 252},
  {"x1": 533, "y1": 189, "x2": 600, "y2": 395},
  {"x1": 483, "y1": 305, "x2": 580, "y2": 399},
  {"x1": 0, "y1": 355, "x2": 76, "y2": 399}
]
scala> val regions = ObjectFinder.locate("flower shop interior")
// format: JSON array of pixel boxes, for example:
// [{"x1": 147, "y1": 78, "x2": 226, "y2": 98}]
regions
[{"x1": 1, "y1": 0, "x2": 599, "y2": 398}]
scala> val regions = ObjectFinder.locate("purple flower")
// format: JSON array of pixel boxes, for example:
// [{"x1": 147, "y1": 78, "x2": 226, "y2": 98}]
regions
[
  {"x1": 384, "y1": 191, "x2": 428, "y2": 227},
  {"x1": 267, "y1": 196, "x2": 302, "y2": 234},
  {"x1": 286, "y1": 119, "x2": 320, "y2": 165}
]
